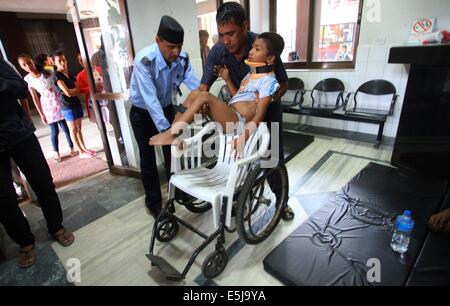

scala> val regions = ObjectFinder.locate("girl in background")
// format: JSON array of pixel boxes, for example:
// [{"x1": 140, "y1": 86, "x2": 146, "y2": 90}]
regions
[
  {"x1": 17, "y1": 54, "x2": 75, "y2": 162},
  {"x1": 36, "y1": 53, "x2": 56, "y2": 72},
  {"x1": 53, "y1": 50, "x2": 96, "y2": 159}
]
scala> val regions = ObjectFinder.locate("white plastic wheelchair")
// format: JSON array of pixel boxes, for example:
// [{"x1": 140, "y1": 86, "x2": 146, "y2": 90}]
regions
[{"x1": 147, "y1": 121, "x2": 288, "y2": 281}]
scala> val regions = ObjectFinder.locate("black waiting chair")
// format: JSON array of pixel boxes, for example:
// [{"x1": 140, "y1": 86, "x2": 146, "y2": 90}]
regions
[
  {"x1": 300, "y1": 78, "x2": 345, "y2": 115},
  {"x1": 280, "y1": 77, "x2": 305, "y2": 112},
  {"x1": 344, "y1": 79, "x2": 398, "y2": 117}
]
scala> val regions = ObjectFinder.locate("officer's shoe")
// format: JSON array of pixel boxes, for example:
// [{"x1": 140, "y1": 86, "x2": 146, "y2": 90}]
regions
[{"x1": 147, "y1": 206, "x2": 162, "y2": 219}]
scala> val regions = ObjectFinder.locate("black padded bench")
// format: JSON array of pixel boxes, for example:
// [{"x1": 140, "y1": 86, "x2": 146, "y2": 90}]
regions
[
  {"x1": 263, "y1": 163, "x2": 448, "y2": 286},
  {"x1": 406, "y1": 191, "x2": 450, "y2": 286}
]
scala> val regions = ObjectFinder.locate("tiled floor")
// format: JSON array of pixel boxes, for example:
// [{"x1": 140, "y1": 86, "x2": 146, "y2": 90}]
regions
[{"x1": 0, "y1": 112, "x2": 395, "y2": 286}]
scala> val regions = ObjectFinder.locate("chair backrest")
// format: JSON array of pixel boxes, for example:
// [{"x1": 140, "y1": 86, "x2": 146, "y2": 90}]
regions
[
  {"x1": 215, "y1": 123, "x2": 270, "y2": 188},
  {"x1": 218, "y1": 85, "x2": 232, "y2": 103},
  {"x1": 357, "y1": 79, "x2": 396, "y2": 96},
  {"x1": 281, "y1": 78, "x2": 305, "y2": 106},
  {"x1": 310, "y1": 78, "x2": 345, "y2": 108},
  {"x1": 313, "y1": 78, "x2": 345, "y2": 92},
  {"x1": 353, "y1": 79, "x2": 397, "y2": 114},
  {"x1": 287, "y1": 77, "x2": 304, "y2": 91}
]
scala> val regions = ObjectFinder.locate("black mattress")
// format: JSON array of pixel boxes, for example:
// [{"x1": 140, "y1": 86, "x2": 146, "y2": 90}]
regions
[{"x1": 264, "y1": 163, "x2": 448, "y2": 286}]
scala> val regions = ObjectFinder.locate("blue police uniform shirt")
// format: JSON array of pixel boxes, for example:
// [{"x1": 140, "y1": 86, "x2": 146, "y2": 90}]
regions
[
  {"x1": 201, "y1": 31, "x2": 288, "y2": 89},
  {"x1": 129, "y1": 43, "x2": 200, "y2": 132}
]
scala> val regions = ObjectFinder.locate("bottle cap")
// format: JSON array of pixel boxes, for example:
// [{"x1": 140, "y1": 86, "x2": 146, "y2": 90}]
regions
[
  {"x1": 403, "y1": 210, "x2": 412, "y2": 217},
  {"x1": 397, "y1": 213, "x2": 414, "y2": 232}
]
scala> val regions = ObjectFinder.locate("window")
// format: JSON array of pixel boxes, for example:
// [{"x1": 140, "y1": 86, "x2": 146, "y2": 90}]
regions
[
  {"x1": 196, "y1": 0, "x2": 250, "y2": 71},
  {"x1": 270, "y1": 0, "x2": 363, "y2": 69},
  {"x1": 75, "y1": 0, "x2": 134, "y2": 93}
]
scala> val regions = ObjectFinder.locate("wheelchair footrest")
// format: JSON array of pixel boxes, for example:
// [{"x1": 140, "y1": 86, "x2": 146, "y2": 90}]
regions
[{"x1": 146, "y1": 254, "x2": 184, "y2": 281}]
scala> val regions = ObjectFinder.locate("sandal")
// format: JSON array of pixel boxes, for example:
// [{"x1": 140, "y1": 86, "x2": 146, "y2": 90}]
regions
[
  {"x1": 281, "y1": 205, "x2": 295, "y2": 222},
  {"x1": 17, "y1": 245, "x2": 36, "y2": 268},
  {"x1": 69, "y1": 150, "x2": 78, "y2": 157},
  {"x1": 53, "y1": 229, "x2": 75, "y2": 247}
]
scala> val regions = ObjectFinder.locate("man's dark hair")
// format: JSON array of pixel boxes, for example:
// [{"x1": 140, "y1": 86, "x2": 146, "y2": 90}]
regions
[
  {"x1": 216, "y1": 2, "x2": 247, "y2": 26},
  {"x1": 52, "y1": 50, "x2": 65, "y2": 58},
  {"x1": 257, "y1": 32, "x2": 285, "y2": 57},
  {"x1": 35, "y1": 53, "x2": 49, "y2": 66}
]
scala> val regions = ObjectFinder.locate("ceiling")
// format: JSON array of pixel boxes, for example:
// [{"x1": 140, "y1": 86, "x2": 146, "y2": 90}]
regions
[{"x1": 0, "y1": 0, "x2": 70, "y2": 14}]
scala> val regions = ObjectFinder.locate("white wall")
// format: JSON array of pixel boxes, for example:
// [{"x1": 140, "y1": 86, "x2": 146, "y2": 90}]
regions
[
  {"x1": 359, "y1": 0, "x2": 450, "y2": 46},
  {"x1": 127, "y1": 0, "x2": 204, "y2": 166},
  {"x1": 127, "y1": 0, "x2": 203, "y2": 79},
  {"x1": 283, "y1": 0, "x2": 450, "y2": 138}
]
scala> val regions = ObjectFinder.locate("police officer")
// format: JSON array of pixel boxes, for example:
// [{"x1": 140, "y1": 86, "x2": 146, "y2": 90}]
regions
[{"x1": 129, "y1": 15, "x2": 200, "y2": 218}]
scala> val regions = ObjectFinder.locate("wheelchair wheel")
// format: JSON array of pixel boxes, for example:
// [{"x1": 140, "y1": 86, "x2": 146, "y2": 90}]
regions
[
  {"x1": 236, "y1": 164, "x2": 288, "y2": 244},
  {"x1": 156, "y1": 218, "x2": 179, "y2": 242},
  {"x1": 202, "y1": 249, "x2": 228, "y2": 279},
  {"x1": 174, "y1": 188, "x2": 212, "y2": 213}
]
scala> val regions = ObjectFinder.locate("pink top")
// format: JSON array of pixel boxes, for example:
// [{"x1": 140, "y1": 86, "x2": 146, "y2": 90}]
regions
[{"x1": 24, "y1": 72, "x2": 64, "y2": 124}]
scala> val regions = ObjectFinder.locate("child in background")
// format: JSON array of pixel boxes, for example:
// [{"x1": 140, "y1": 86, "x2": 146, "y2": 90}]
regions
[
  {"x1": 53, "y1": 50, "x2": 96, "y2": 159},
  {"x1": 36, "y1": 53, "x2": 56, "y2": 72},
  {"x1": 17, "y1": 54, "x2": 75, "y2": 162}
]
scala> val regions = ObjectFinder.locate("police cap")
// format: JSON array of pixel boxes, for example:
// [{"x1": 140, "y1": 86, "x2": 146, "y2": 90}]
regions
[{"x1": 157, "y1": 15, "x2": 184, "y2": 44}]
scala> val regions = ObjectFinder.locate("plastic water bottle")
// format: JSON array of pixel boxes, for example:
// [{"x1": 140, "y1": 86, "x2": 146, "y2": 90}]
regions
[{"x1": 390, "y1": 210, "x2": 415, "y2": 254}]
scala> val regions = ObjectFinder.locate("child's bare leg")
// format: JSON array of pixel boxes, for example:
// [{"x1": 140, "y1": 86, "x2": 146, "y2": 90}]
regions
[
  {"x1": 181, "y1": 90, "x2": 202, "y2": 109},
  {"x1": 170, "y1": 90, "x2": 202, "y2": 125},
  {"x1": 150, "y1": 92, "x2": 238, "y2": 146},
  {"x1": 150, "y1": 92, "x2": 210, "y2": 146}
]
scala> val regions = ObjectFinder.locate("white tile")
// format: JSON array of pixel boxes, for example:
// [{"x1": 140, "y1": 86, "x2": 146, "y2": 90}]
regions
[
  {"x1": 366, "y1": 62, "x2": 385, "y2": 79},
  {"x1": 356, "y1": 46, "x2": 370, "y2": 63},
  {"x1": 368, "y1": 46, "x2": 388, "y2": 63},
  {"x1": 384, "y1": 64, "x2": 403, "y2": 79},
  {"x1": 353, "y1": 61, "x2": 367, "y2": 77}
]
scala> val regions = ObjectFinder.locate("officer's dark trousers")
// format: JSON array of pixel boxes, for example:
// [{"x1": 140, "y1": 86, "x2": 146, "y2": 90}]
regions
[
  {"x1": 130, "y1": 105, "x2": 175, "y2": 211},
  {"x1": 0, "y1": 134, "x2": 63, "y2": 248}
]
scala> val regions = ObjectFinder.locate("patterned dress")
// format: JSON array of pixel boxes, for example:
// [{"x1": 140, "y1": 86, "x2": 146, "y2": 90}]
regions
[{"x1": 24, "y1": 72, "x2": 64, "y2": 124}]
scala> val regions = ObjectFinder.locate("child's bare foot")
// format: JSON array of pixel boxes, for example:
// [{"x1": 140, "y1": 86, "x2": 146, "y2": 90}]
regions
[
  {"x1": 149, "y1": 130, "x2": 177, "y2": 146},
  {"x1": 428, "y1": 208, "x2": 450, "y2": 234}
]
